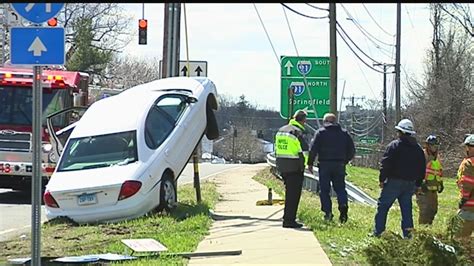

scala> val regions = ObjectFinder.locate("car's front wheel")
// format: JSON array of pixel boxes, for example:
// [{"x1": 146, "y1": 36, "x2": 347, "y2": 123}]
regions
[{"x1": 157, "y1": 173, "x2": 177, "y2": 212}]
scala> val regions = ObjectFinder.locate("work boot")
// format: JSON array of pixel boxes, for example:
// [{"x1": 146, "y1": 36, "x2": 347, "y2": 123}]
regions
[
  {"x1": 324, "y1": 213, "x2": 333, "y2": 222},
  {"x1": 283, "y1": 221, "x2": 303, "y2": 228},
  {"x1": 339, "y1": 205, "x2": 348, "y2": 224}
]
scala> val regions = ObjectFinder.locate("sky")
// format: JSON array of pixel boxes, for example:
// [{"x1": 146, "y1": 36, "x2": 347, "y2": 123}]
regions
[{"x1": 120, "y1": 3, "x2": 449, "y2": 112}]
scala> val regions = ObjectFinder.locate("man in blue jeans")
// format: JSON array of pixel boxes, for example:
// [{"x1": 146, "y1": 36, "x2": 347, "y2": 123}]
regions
[
  {"x1": 307, "y1": 113, "x2": 355, "y2": 223},
  {"x1": 373, "y1": 119, "x2": 426, "y2": 238}
]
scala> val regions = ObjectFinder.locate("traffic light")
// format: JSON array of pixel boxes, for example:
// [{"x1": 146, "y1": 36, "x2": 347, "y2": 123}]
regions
[
  {"x1": 47, "y1": 17, "x2": 58, "y2": 27},
  {"x1": 138, "y1": 19, "x2": 147, "y2": 45}
]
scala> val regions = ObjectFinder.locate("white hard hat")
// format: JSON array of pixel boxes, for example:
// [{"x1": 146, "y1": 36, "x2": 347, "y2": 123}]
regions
[{"x1": 395, "y1": 119, "x2": 416, "y2": 135}]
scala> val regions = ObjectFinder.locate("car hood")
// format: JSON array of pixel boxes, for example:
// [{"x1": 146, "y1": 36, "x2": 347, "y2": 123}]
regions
[{"x1": 47, "y1": 162, "x2": 143, "y2": 192}]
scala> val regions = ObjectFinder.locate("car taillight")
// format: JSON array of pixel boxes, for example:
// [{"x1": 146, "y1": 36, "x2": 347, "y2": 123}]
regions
[
  {"x1": 118, "y1": 181, "x2": 142, "y2": 201},
  {"x1": 43, "y1": 191, "x2": 59, "y2": 208}
]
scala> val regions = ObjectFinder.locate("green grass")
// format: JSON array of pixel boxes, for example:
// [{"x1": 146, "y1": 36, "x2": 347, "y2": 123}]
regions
[
  {"x1": 253, "y1": 166, "x2": 469, "y2": 265},
  {"x1": 0, "y1": 182, "x2": 219, "y2": 265}
]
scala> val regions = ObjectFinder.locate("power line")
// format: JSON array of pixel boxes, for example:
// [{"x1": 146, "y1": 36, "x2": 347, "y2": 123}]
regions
[
  {"x1": 336, "y1": 22, "x2": 384, "y2": 65},
  {"x1": 362, "y1": 4, "x2": 395, "y2": 36},
  {"x1": 281, "y1": 4, "x2": 322, "y2": 128},
  {"x1": 253, "y1": 4, "x2": 280, "y2": 65},
  {"x1": 340, "y1": 4, "x2": 395, "y2": 48},
  {"x1": 281, "y1": 3, "x2": 328, "y2": 19},
  {"x1": 305, "y1": 3, "x2": 329, "y2": 12},
  {"x1": 281, "y1": 5, "x2": 300, "y2": 56},
  {"x1": 336, "y1": 27, "x2": 386, "y2": 74}
]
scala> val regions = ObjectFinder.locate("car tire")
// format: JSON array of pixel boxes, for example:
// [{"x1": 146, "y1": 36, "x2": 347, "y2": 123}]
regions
[
  {"x1": 205, "y1": 105, "x2": 219, "y2": 140},
  {"x1": 157, "y1": 173, "x2": 177, "y2": 212}
]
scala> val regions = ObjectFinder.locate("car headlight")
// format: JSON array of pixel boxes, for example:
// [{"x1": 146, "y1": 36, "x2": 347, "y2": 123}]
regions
[{"x1": 42, "y1": 143, "x2": 53, "y2": 153}]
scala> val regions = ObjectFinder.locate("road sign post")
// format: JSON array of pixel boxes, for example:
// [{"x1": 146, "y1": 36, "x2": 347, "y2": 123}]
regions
[
  {"x1": 10, "y1": 3, "x2": 66, "y2": 265},
  {"x1": 280, "y1": 56, "x2": 331, "y2": 120}
]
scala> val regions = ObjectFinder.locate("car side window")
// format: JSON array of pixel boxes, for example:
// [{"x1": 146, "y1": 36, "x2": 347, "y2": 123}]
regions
[{"x1": 145, "y1": 95, "x2": 187, "y2": 149}]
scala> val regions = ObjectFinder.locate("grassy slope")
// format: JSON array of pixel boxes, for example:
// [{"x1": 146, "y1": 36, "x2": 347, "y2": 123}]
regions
[
  {"x1": 254, "y1": 166, "x2": 462, "y2": 265},
  {"x1": 0, "y1": 182, "x2": 219, "y2": 265}
]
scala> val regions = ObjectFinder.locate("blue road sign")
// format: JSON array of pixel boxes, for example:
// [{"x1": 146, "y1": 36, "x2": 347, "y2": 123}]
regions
[
  {"x1": 12, "y1": 3, "x2": 64, "y2": 24},
  {"x1": 10, "y1": 27, "x2": 65, "y2": 65}
]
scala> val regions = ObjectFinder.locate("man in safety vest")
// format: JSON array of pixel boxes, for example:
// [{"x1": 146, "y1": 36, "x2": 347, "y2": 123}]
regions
[
  {"x1": 454, "y1": 134, "x2": 474, "y2": 254},
  {"x1": 416, "y1": 135, "x2": 443, "y2": 225},
  {"x1": 275, "y1": 109, "x2": 309, "y2": 228}
]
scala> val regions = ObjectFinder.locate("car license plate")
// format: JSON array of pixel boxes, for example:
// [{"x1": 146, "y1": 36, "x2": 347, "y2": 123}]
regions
[{"x1": 77, "y1": 193, "x2": 97, "y2": 205}]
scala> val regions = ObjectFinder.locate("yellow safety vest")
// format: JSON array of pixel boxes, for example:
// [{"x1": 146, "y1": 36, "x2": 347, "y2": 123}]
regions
[
  {"x1": 274, "y1": 120, "x2": 307, "y2": 173},
  {"x1": 424, "y1": 159, "x2": 443, "y2": 191}
]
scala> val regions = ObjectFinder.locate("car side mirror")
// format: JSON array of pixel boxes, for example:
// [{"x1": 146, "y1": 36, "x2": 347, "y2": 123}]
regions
[{"x1": 186, "y1": 96, "x2": 198, "y2": 104}]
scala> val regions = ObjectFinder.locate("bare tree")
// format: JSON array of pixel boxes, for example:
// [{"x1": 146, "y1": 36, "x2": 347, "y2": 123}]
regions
[
  {"x1": 405, "y1": 3, "x2": 474, "y2": 176},
  {"x1": 59, "y1": 4, "x2": 133, "y2": 61},
  {"x1": 440, "y1": 3, "x2": 473, "y2": 37},
  {"x1": 102, "y1": 55, "x2": 160, "y2": 89}
]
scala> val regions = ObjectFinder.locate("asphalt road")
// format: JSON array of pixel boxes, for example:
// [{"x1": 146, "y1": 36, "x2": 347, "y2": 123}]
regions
[{"x1": 0, "y1": 162, "x2": 243, "y2": 242}]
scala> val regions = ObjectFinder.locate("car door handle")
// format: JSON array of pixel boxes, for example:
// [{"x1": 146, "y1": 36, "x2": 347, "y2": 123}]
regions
[{"x1": 165, "y1": 149, "x2": 170, "y2": 156}]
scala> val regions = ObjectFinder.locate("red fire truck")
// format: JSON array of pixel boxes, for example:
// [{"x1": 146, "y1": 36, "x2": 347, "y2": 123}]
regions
[{"x1": 0, "y1": 65, "x2": 89, "y2": 190}]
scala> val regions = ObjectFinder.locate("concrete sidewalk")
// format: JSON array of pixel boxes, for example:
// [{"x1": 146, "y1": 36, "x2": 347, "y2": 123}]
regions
[{"x1": 189, "y1": 164, "x2": 332, "y2": 265}]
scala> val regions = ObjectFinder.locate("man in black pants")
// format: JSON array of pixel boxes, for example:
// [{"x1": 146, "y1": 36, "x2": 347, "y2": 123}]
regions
[
  {"x1": 307, "y1": 113, "x2": 355, "y2": 223},
  {"x1": 275, "y1": 110, "x2": 309, "y2": 228}
]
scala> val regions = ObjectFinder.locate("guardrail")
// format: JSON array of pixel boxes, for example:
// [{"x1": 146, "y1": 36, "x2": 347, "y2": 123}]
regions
[{"x1": 266, "y1": 153, "x2": 377, "y2": 207}]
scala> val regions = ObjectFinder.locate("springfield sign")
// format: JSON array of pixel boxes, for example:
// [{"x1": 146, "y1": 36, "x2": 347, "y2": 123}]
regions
[{"x1": 280, "y1": 56, "x2": 330, "y2": 119}]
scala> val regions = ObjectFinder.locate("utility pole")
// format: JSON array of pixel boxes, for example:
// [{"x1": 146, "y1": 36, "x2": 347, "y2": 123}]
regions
[
  {"x1": 373, "y1": 63, "x2": 395, "y2": 143},
  {"x1": 329, "y1": 3, "x2": 337, "y2": 114},
  {"x1": 342, "y1": 95, "x2": 365, "y2": 139},
  {"x1": 395, "y1": 3, "x2": 401, "y2": 122},
  {"x1": 162, "y1": 3, "x2": 181, "y2": 78}
]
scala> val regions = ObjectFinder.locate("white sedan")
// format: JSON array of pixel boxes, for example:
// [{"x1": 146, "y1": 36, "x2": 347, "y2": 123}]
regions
[{"x1": 43, "y1": 77, "x2": 219, "y2": 224}]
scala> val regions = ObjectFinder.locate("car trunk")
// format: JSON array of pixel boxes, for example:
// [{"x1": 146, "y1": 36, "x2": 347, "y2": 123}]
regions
[{"x1": 48, "y1": 163, "x2": 142, "y2": 210}]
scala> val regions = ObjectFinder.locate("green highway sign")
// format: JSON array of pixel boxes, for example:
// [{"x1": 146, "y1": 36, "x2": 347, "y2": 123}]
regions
[
  {"x1": 280, "y1": 56, "x2": 331, "y2": 119},
  {"x1": 358, "y1": 136, "x2": 380, "y2": 144}
]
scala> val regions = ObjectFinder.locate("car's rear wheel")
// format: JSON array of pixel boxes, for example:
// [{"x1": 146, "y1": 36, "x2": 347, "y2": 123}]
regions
[{"x1": 157, "y1": 173, "x2": 177, "y2": 212}]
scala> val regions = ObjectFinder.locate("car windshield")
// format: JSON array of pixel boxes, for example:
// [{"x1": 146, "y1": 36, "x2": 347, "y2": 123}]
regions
[{"x1": 57, "y1": 130, "x2": 138, "y2": 172}]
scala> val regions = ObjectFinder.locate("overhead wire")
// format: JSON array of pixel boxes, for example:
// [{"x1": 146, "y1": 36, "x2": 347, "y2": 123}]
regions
[
  {"x1": 336, "y1": 22, "x2": 384, "y2": 66},
  {"x1": 362, "y1": 3, "x2": 395, "y2": 37},
  {"x1": 305, "y1": 3, "x2": 329, "y2": 12},
  {"x1": 281, "y1": 3, "x2": 328, "y2": 19},
  {"x1": 336, "y1": 27, "x2": 386, "y2": 74},
  {"x1": 253, "y1": 4, "x2": 280, "y2": 65},
  {"x1": 281, "y1": 4, "x2": 322, "y2": 128},
  {"x1": 340, "y1": 4, "x2": 395, "y2": 48}
]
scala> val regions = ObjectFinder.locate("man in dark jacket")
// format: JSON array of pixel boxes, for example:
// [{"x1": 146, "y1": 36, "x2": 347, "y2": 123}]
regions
[
  {"x1": 372, "y1": 118, "x2": 425, "y2": 238},
  {"x1": 307, "y1": 113, "x2": 355, "y2": 223}
]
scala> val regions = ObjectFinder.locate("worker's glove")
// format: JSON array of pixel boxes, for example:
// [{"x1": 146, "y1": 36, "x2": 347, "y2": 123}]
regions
[
  {"x1": 421, "y1": 182, "x2": 429, "y2": 193},
  {"x1": 438, "y1": 182, "x2": 444, "y2": 193}
]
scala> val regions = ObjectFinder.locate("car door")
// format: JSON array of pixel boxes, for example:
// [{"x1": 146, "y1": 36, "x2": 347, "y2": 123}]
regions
[
  {"x1": 144, "y1": 94, "x2": 190, "y2": 176},
  {"x1": 46, "y1": 106, "x2": 87, "y2": 163}
]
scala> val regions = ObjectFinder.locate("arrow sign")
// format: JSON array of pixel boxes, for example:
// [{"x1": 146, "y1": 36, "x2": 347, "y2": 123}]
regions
[
  {"x1": 195, "y1": 66, "x2": 203, "y2": 76},
  {"x1": 181, "y1": 66, "x2": 188, "y2": 76},
  {"x1": 284, "y1": 60, "x2": 293, "y2": 76},
  {"x1": 12, "y1": 3, "x2": 64, "y2": 24},
  {"x1": 28, "y1": 37, "x2": 47, "y2": 56},
  {"x1": 10, "y1": 27, "x2": 65, "y2": 65}
]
